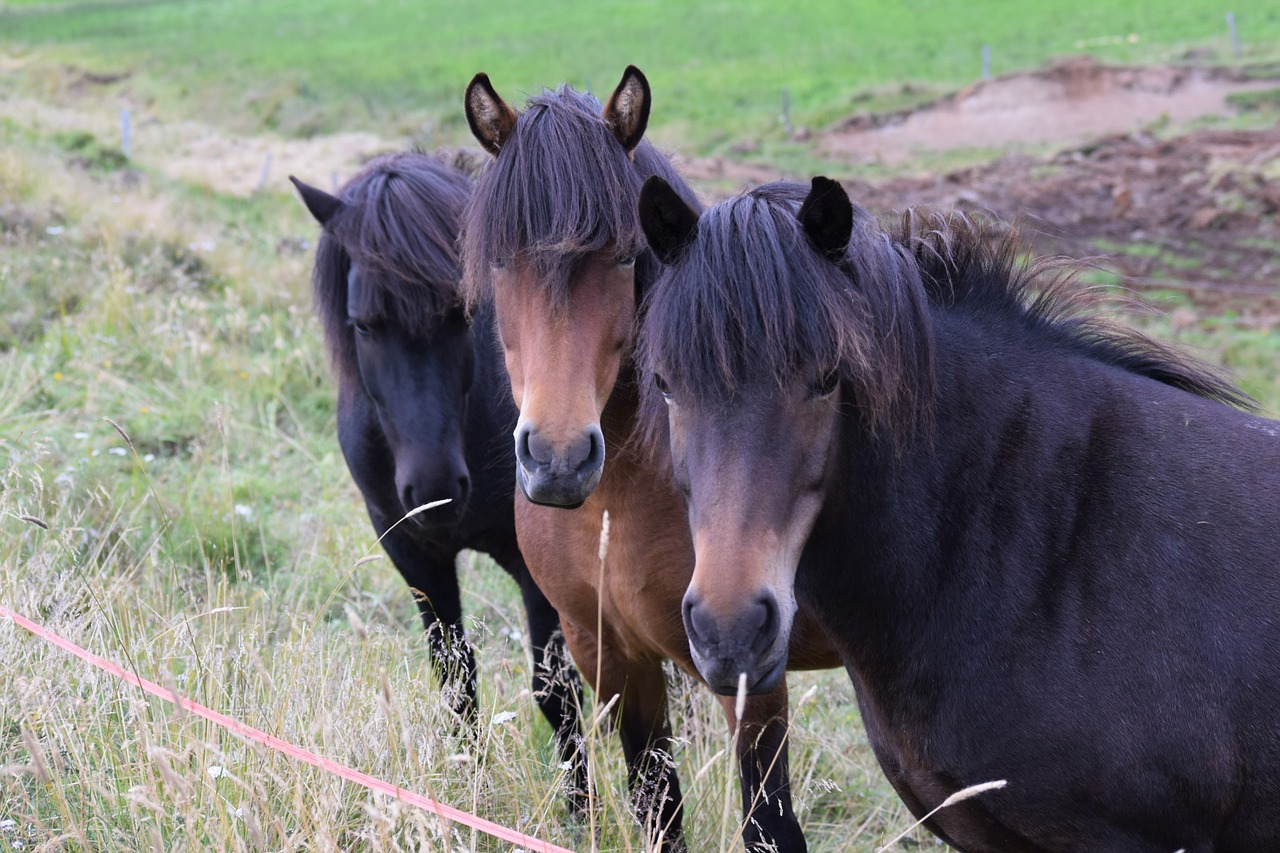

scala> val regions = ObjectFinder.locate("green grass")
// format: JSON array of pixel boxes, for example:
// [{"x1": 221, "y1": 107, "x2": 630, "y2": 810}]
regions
[
  {"x1": 1227, "y1": 84, "x2": 1280, "y2": 111},
  {"x1": 3, "y1": 0, "x2": 1280, "y2": 152}
]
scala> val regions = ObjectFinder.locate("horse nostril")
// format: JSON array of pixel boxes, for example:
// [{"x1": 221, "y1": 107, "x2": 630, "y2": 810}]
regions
[
  {"x1": 580, "y1": 426, "x2": 604, "y2": 472},
  {"x1": 400, "y1": 482, "x2": 418, "y2": 515},
  {"x1": 749, "y1": 594, "x2": 779, "y2": 655},
  {"x1": 455, "y1": 473, "x2": 471, "y2": 501},
  {"x1": 682, "y1": 593, "x2": 720, "y2": 647},
  {"x1": 517, "y1": 425, "x2": 555, "y2": 467}
]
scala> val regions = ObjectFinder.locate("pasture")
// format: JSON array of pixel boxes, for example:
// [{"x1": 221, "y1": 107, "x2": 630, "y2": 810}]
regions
[
  {"x1": 3, "y1": 0, "x2": 1280, "y2": 152},
  {"x1": 2, "y1": 2, "x2": 1279, "y2": 851}
]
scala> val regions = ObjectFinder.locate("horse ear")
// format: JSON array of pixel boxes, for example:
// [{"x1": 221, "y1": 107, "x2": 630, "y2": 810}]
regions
[
  {"x1": 639, "y1": 176, "x2": 699, "y2": 265},
  {"x1": 603, "y1": 65, "x2": 651, "y2": 155},
  {"x1": 289, "y1": 175, "x2": 345, "y2": 227},
  {"x1": 465, "y1": 72, "x2": 519, "y2": 157},
  {"x1": 797, "y1": 176, "x2": 853, "y2": 262}
]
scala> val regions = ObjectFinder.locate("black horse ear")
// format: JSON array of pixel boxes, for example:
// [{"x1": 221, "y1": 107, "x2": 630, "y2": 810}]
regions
[
  {"x1": 290, "y1": 175, "x2": 345, "y2": 226},
  {"x1": 639, "y1": 176, "x2": 699, "y2": 265},
  {"x1": 797, "y1": 176, "x2": 853, "y2": 262},
  {"x1": 465, "y1": 72, "x2": 519, "y2": 157},
  {"x1": 603, "y1": 65, "x2": 651, "y2": 155}
]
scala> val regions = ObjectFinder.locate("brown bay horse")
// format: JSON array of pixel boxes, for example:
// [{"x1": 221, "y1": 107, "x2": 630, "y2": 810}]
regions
[
  {"x1": 636, "y1": 174, "x2": 1280, "y2": 852},
  {"x1": 461, "y1": 68, "x2": 838, "y2": 851}
]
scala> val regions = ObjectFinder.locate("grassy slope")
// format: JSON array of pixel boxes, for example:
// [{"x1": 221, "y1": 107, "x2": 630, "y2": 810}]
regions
[{"x1": 2, "y1": 0, "x2": 1279, "y2": 152}]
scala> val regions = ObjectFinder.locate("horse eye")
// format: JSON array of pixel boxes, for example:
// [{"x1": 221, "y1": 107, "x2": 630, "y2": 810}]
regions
[
  {"x1": 653, "y1": 373, "x2": 673, "y2": 400},
  {"x1": 351, "y1": 319, "x2": 373, "y2": 337},
  {"x1": 813, "y1": 369, "x2": 839, "y2": 398},
  {"x1": 617, "y1": 254, "x2": 637, "y2": 268}
]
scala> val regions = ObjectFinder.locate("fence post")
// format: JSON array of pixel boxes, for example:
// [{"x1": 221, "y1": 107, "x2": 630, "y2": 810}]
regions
[
  {"x1": 257, "y1": 153, "x2": 273, "y2": 193},
  {"x1": 120, "y1": 108, "x2": 131, "y2": 159},
  {"x1": 1226, "y1": 12, "x2": 1241, "y2": 58},
  {"x1": 982, "y1": 44, "x2": 992, "y2": 79}
]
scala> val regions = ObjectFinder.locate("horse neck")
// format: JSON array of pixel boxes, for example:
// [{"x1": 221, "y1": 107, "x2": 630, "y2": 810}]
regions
[
  {"x1": 465, "y1": 300, "x2": 519, "y2": 460},
  {"x1": 599, "y1": 355, "x2": 644, "y2": 466},
  {"x1": 806, "y1": 311, "x2": 1112, "y2": 680}
]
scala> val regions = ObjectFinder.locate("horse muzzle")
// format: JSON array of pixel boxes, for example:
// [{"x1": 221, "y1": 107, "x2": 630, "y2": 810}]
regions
[
  {"x1": 682, "y1": 589, "x2": 791, "y2": 696},
  {"x1": 514, "y1": 423, "x2": 605, "y2": 508},
  {"x1": 396, "y1": 456, "x2": 472, "y2": 528}
]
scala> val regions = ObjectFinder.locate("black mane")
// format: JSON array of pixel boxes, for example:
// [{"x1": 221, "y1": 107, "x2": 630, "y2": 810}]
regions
[
  {"x1": 460, "y1": 84, "x2": 697, "y2": 306},
  {"x1": 900, "y1": 210, "x2": 1253, "y2": 410},
  {"x1": 313, "y1": 152, "x2": 472, "y2": 374}
]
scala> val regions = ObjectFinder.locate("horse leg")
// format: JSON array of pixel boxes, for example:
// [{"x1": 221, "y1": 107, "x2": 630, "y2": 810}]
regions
[
  {"x1": 719, "y1": 682, "x2": 806, "y2": 853},
  {"x1": 380, "y1": 536, "x2": 478, "y2": 726},
  {"x1": 510, "y1": 554, "x2": 588, "y2": 817},
  {"x1": 567, "y1": 624, "x2": 686, "y2": 851}
]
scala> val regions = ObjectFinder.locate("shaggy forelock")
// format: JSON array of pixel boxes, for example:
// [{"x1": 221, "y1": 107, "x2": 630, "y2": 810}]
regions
[
  {"x1": 638, "y1": 190, "x2": 1252, "y2": 459},
  {"x1": 312, "y1": 152, "x2": 472, "y2": 372},
  {"x1": 638, "y1": 182, "x2": 935, "y2": 450},
  {"x1": 460, "y1": 84, "x2": 694, "y2": 306}
]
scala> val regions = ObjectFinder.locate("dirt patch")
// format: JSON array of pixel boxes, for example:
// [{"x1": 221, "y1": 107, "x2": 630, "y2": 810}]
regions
[
  {"x1": 823, "y1": 56, "x2": 1280, "y2": 165},
  {"x1": 837, "y1": 124, "x2": 1280, "y2": 326}
]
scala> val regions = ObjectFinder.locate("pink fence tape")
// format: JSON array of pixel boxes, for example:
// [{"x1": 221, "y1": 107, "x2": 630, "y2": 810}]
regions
[{"x1": 1, "y1": 604, "x2": 575, "y2": 853}]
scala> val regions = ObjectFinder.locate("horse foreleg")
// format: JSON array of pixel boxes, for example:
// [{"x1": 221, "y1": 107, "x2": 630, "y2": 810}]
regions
[
  {"x1": 566, "y1": 622, "x2": 686, "y2": 851},
  {"x1": 720, "y1": 682, "x2": 806, "y2": 853},
  {"x1": 612, "y1": 661, "x2": 686, "y2": 853},
  {"x1": 381, "y1": 539, "x2": 477, "y2": 726},
  {"x1": 513, "y1": 557, "x2": 588, "y2": 817}
]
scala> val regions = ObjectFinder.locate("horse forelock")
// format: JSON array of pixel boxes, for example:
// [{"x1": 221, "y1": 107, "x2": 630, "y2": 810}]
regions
[
  {"x1": 637, "y1": 182, "x2": 936, "y2": 454},
  {"x1": 312, "y1": 152, "x2": 472, "y2": 373},
  {"x1": 460, "y1": 84, "x2": 696, "y2": 308}
]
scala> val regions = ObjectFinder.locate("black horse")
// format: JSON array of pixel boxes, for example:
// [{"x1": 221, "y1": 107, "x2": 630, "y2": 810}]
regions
[
  {"x1": 291, "y1": 154, "x2": 584, "y2": 808},
  {"x1": 637, "y1": 174, "x2": 1280, "y2": 852}
]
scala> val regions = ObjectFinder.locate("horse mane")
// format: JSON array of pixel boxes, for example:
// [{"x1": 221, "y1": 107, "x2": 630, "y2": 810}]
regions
[
  {"x1": 899, "y1": 211, "x2": 1254, "y2": 410},
  {"x1": 312, "y1": 151, "x2": 472, "y2": 374},
  {"x1": 637, "y1": 182, "x2": 936, "y2": 450},
  {"x1": 638, "y1": 187, "x2": 1253, "y2": 456},
  {"x1": 460, "y1": 84, "x2": 698, "y2": 307}
]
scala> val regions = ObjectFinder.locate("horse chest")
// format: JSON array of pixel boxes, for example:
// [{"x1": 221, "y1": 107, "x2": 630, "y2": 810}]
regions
[{"x1": 513, "y1": 484, "x2": 694, "y2": 665}]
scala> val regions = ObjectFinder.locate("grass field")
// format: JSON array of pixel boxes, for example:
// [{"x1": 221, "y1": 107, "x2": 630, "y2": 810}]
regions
[
  {"x1": 2, "y1": 0, "x2": 1279, "y2": 153},
  {"x1": 2, "y1": 3, "x2": 1279, "y2": 851}
]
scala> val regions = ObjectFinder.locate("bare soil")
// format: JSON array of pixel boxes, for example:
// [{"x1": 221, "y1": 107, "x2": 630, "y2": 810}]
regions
[{"x1": 843, "y1": 123, "x2": 1280, "y2": 326}]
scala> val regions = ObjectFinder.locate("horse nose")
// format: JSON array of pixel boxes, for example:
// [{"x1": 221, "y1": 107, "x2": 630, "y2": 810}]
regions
[
  {"x1": 682, "y1": 588, "x2": 779, "y2": 691},
  {"x1": 397, "y1": 456, "x2": 470, "y2": 520},
  {"x1": 516, "y1": 424, "x2": 602, "y2": 474},
  {"x1": 514, "y1": 423, "x2": 605, "y2": 506}
]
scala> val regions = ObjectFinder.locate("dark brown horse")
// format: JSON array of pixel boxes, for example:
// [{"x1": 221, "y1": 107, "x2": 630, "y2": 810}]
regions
[
  {"x1": 637, "y1": 174, "x2": 1280, "y2": 852},
  {"x1": 462, "y1": 69, "x2": 838, "y2": 851},
  {"x1": 291, "y1": 153, "x2": 585, "y2": 811}
]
